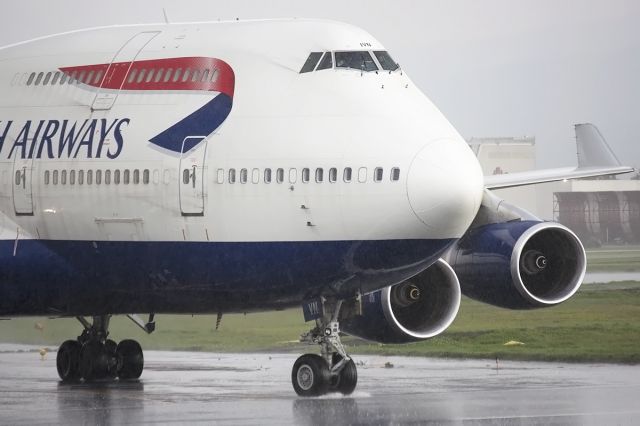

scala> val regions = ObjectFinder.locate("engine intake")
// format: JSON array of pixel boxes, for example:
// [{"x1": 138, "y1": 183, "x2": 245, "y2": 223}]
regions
[
  {"x1": 448, "y1": 220, "x2": 586, "y2": 308},
  {"x1": 341, "y1": 259, "x2": 460, "y2": 344}
]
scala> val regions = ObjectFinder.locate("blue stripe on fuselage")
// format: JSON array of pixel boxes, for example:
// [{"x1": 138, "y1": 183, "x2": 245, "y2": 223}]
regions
[{"x1": 0, "y1": 238, "x2": 455, "y2": 316}]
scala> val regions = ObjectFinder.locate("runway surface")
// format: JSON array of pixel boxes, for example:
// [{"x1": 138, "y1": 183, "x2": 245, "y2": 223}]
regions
[{"x1": 0, "y1": 344, "x2": 639, "y2": 425}]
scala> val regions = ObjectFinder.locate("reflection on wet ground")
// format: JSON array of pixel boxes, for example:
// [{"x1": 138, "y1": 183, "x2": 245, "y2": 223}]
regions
[{"x1": 0, "y1": 348, "x2": 639, "y2": 425}]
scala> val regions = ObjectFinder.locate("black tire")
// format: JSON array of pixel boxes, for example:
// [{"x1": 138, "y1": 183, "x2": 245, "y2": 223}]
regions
[
  {"x1": 104, "y1": 339, "x2": 118, "y2": 378},
  {"x1": 80, "y1": 341, "x2": 110, "y2": 381},
  {"x1": 292, "y1": 354, "x2": 330, "y2": 397},
  {"x1": 56, "y1": 340, "x2": 81, "y2": 382},
  {"x1": 117, "y1": 339, "x2": 144, "y2": 380},
  {"x1": 329, "y1": 354, "x2": 358, "y2": 395}
]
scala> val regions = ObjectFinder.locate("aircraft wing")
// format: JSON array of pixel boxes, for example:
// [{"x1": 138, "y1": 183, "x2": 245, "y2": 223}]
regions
[{"x1": 484, "y1": 123, "x2": 634, "y2": 190}]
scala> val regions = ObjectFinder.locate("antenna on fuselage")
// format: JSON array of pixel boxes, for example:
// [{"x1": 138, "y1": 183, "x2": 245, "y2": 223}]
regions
[{"x1": 162, "y1": 8, "x2": 170, "y2": 24}]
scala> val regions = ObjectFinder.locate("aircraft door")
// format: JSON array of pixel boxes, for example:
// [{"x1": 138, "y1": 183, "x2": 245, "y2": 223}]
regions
[
  {"x1": 12, "y1": 157, "x2": 34, "y2": 216},
  {"x1": 91, "y1": 31, "x2": 160, "y2": 111},
  {"x1": 179, "y1": 137, "x2": 207, "y2": 216}
]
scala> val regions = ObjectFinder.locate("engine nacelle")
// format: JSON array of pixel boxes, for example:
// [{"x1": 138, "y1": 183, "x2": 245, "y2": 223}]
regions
[
  {"x1": 341, "y1": 259, "x2": 461, "y2": 344},
  {"x1": 447, "y1": 220, "x2": 586, "y2": 309}
]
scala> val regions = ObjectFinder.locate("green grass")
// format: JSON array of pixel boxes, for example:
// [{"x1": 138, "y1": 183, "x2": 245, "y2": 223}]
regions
[
  {"x1": 1, "y1": 282, "x2": 639, "y2": 364},
  {"x1": 586, "y1": 246, "x2": 640, "y2": 272}
]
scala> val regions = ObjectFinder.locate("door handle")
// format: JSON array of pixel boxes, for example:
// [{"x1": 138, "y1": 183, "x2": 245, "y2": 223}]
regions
[{"x1": 191, "y1": 165, "x2": 197, "y2": 188}]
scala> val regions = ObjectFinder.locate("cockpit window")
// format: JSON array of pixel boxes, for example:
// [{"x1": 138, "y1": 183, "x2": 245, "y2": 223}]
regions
[
  {"x1": 316, "y1": 52, "x2": 333, "y2": 70},
  {"x1": 335, "y1": 51, "x2": 378, "y2": 72},
  {"x1": 374, "y1": 51, "x2": 399, "y2": 71},
  {"x1": 300, "y1": 52, "x2": 323, "y2": 73}
]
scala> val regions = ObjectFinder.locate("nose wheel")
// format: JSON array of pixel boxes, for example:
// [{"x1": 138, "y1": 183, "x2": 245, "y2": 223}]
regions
[{"x1": 292, "y1": 298, "x2": 358, "y2": 397}]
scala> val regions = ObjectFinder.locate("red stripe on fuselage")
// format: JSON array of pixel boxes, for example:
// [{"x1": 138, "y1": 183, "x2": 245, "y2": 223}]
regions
[{"x1": 59, "y1": 57, "x2": 235, "y2": 98}]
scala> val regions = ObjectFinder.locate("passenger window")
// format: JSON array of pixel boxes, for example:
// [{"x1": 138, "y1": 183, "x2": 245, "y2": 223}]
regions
[
  {"x1": 300, "y1": 52, "x2": 323, "y2": 73},
  {"x1": 216, "y1": 169, "x2": 224, "y2": 184},
  {"x1": 315, "y1": 168, "x2": 324, "y2": 183},
  {"x1": 289, "y1": 168, "x2": 297, "y2": 183},
  {"x1": 182, "y1": 69, "x2": 190, "y2": 82},
  {"x1": 123, "y1": 169, "x2": 130, "y2": 184},
  {"x1": 343, "y1": 167, "x2": 352, "y2": 182},
  {"x1": 44, "y1": 170, "x2": 50, "y2": 185},
  {"x1": 143, "y1": 169, "x2": 150, "y2": 184},
  {"x1": 86, "y1": 71, "x2": 94, "y2": 85},
  {"x1": 264, "y1": 168, "x2": 272, "y2": 183},
  {"x1": 374, "y1": 167, "x2": 383, "y2": 182},
  {"x1": 240, "y1": 168, "x2": 248, "y2": 184},
  {"x1": 252, "y1": 168, "x2": 260, "y2": 184},
  {"x1": 78, "y1": 71, "x2": 86, "y2": 84},
  {"x1": 201, "y1": 69, "x2": 210, "y2": 81},
  {"x1": 35, "y1": 72, "x2": 44, "y2": 85},
  {"x1": 373, "y1": 51, "x2": 399, "y2": 71},
  {"x1": 155, "y1": 69, "x2": 164, "y2": 82},
  {"x1": 302, "y1": 168, "x2": 310, "y2": 183},
  {"x1": 335, "y1": 51, "x2": 378, "y2": 72},
  {"x1": 94, "y1": 70, "x2": 104, "y2": 84},
  {"x1": 87, "y1": 170, "x2": 93, "y2": 185},
  {"x1": 69, "y1": 71, "x2": 78, "y2": 84},
  {"x1": 211, "y1": 69, "x2": 219, "y2": 82},
  {"x1": 105, "y1": 170, "x2": 111, "y2": 185},
  {"x1": 229, "y1": 168, "x2": 236, "y2": 184},
  {"x1": 276, "y1": 168, "x2": 284, "y2": 183},
  {"x1": 127, "y1": 69, "x2": 138, "y2": 83},
  {"x1": 78, "y1": 170, "x2": 84, "y2": 185},
  {"x1": 146, "y1": 69, "x2": 155, "y2": 83},
  {"x1": 51, "y1": 72, "x2": 60, "y2": 85},
  {"x1": 60, "y1": 73, "x2": 68, "y2": 85},
  {"x1": 316, "y1": 52, "x2": 333, "y2": 70},
  {"x1": 137, "y1": 69, "x2": 146, "y2": 83},
  {"x1": 172, "y1": 68, "x2": 182, "y2": 82},
  {"x1": 43, "y1": 72, "x2": 52, "y2": 85},
  {"x1": 27, "y1": 73, "x2": 35, "y2": 86},
  {"x1": 70, "y1": 170, "x2": 76, "y2": 185},
  {"x1": 53, "y1": 170, "x2": 59, "y2": 185},
  {"x1": 391, "y1": 167, "x2": 400, "y2": 181},
  {"x1": 61, "y1": 170, "x2": 67, "y2": 185},
  {"x1": 96, "y1": 170, "x2": 102, "y2": 185},
  {"x1": 152, "y1": 169, "x2": 159, "y2": 184},
  {"x1": 113, "y1": 170, "x2": 120, "y2": 185},
  {"x1": 133, "y1": 169, "x2": 140, "y2": 184},
  {"x1": 329, "y1": 167, "x2": 337, "y2": 183},
  {"x1": 358, "y1": 167, "x2": 367, "y2": 183},
  {"x1": 15, "y1": 170, "x2": 21, "y2": 185},
  {"x1": 164, "y1": 68, "x2": 173, "y2": 82}
]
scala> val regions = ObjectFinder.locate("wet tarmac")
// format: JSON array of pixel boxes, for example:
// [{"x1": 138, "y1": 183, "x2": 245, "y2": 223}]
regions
[{"x1": 0, "y1": 345, "x2": 639, "y2": 425}]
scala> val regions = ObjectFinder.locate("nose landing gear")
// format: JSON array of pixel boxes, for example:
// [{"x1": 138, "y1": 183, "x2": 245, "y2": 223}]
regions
[
  {"x1": 292, "y1": 299, "x2": 358, "y2": 397},
  {"x1": 55, "y1": 315, "x2": 145, "y2": 382}
]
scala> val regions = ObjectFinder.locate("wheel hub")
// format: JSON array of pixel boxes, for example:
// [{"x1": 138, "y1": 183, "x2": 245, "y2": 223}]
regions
[{"x1": 297, "y1": 364, "x2": 314, "y2": 391}]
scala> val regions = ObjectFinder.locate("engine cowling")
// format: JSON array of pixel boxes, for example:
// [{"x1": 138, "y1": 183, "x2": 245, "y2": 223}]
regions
[
  {"x1": 341, "y1": 259, "x2": 461, "y2": 344},
  {"x1": 447, "y1": 220, "x2": 586, "y2": 309}
]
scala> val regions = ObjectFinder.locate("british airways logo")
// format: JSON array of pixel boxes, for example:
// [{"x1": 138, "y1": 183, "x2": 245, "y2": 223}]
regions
[{"x1": 0, "y1": 118, "x2": 128, "y2": 160}]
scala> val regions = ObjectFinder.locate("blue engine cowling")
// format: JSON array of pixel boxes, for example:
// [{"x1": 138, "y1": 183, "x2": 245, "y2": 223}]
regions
[
  {"x1": 446, "y1": 220, "x2": 586, "y2": 309},
  {"x1": 341, "y1": 259, "x2": 461, "y2": 344}
]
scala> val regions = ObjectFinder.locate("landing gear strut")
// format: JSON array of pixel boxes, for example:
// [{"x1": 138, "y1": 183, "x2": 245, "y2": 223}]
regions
[
  {"x1": 56, "y1": 315, "x2": 145, "y2": 382},
  {"x1": 292, "y1": 299, "x2": 358, "y2": 397}
]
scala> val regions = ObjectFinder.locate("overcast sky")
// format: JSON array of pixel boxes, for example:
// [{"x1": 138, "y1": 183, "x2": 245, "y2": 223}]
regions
[{"x1": 1, "y1": 0, "x2": 638, "y2": 170}]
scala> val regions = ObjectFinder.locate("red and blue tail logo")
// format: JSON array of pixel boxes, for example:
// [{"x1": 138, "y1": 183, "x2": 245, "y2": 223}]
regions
[{"x1": 60, "y1": 57, "x2": 235, "y2": 153}]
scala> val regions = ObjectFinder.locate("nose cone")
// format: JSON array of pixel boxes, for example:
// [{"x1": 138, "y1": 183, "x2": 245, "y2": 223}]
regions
[{"x1": 407, "y1": 138, "x2": 484, "y2": 238}]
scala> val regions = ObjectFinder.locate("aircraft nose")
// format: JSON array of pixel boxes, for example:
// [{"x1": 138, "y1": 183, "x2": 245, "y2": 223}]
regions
[{"x1": 407, "y1": 138, "x2": 484, "y2": 238}]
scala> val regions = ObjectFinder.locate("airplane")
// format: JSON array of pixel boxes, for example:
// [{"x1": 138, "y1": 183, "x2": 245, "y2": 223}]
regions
[{"x1": 0, "y1": 18, "x2": 633, "y2": 397}]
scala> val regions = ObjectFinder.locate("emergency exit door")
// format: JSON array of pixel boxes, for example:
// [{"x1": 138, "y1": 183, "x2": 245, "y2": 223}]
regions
[
  {"x1": 91, "y1": 31, "x2": 160, "y2": 110},
  {"x1": 13, "y1": 157, "x2": 34, "y2": 215},
  {"x1": 179, "y1": 137, "x2": 207, "y2": 216}
]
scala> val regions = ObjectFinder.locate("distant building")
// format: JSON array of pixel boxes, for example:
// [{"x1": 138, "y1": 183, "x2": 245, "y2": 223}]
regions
[{"x1": 470, "y1": 135, "x2": 640, "y2": 246}]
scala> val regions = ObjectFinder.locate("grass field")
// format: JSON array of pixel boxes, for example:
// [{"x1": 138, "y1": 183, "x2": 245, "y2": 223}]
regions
[
  {"x1": 1, "y1": 282, "x2": 638, "y2": 364},
  {"x1": 586, "y1": 246, "x2": 640, "y2": 272}
]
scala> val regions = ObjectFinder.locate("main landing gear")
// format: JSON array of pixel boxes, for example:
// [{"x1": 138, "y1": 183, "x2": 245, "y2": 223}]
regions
[
  {"x1": 56, "y1": 315, "x2": 149, "y2": 382},
  {"x1": 292, "y1": 299, "x2": 358, "y2": 397}
]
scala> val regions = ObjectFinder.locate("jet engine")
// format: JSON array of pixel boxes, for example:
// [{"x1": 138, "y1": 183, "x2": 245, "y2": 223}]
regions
[
  {"x1": 447, "y1": 220, "x2": 586, "y2": 309},
  {"x1": 341, "y1": 259, "x2": 461, "y2": 344}
]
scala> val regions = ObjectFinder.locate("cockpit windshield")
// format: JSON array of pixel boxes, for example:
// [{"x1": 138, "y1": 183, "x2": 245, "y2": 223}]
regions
[
  {"x1": 334, "y1": 51, "x2": 378, "y2": 72},
  {"x1": 373, "y1": 51, "x2": 399, "y2": 71}
]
